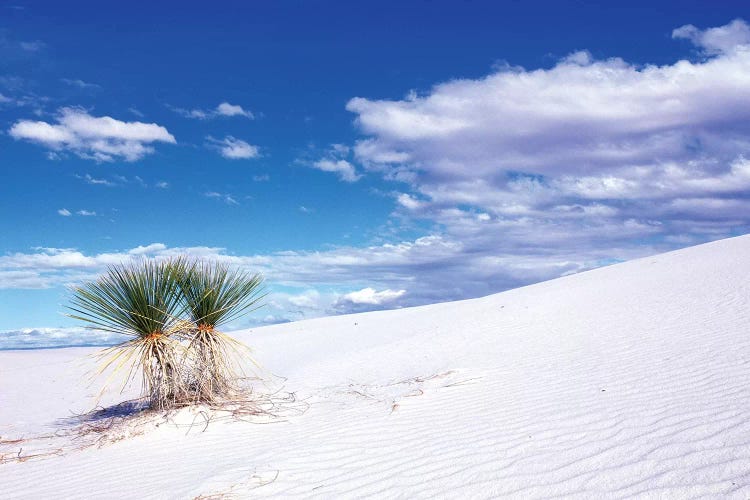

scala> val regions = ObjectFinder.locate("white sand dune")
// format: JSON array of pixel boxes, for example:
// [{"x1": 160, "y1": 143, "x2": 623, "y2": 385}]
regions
[{"x1": 2, "y1": 234, "x2": 750, "y2": 498}]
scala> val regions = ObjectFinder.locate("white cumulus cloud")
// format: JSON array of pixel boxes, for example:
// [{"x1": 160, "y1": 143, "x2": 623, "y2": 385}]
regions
[
  {"x1": 216, "y1": 102, "x2": 254, "y2": 118},
  {"x1": 171, "y1": 102, "x2": 254, "y2": 120},
  {"x1": 305, "y1": 143, "x2": 363, "y2": 182},
  {"x1": 341, "y1": 287, "x2": 406, "y2": 305},
  {"x1": 207, "y1": 136, "x2": 260, "y2": 160},
  {"x1": 312, "y1": 159, "x2": 361, "y2": 182},
  {"x1": 673, "y1": 18, "x2": 750, "y2": 55},
  {"x1": 9, "y1": 108, "x2": 175, "y2": 161},
  {"x1": 343, "y1": 19, "x2": 750, "y2": 266}
]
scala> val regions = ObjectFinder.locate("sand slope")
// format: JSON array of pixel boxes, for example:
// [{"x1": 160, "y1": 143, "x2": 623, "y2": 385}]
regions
[{"x1": 2, "y1": 235, "x2": 750, "y2": 498}]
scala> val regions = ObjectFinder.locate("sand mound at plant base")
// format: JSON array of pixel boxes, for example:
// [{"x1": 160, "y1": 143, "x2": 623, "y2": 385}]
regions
[{"x1": 2, "y1": 234, "x2": 750, "y2": 498}]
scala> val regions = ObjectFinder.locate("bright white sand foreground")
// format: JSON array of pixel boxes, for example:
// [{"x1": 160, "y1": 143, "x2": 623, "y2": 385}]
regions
[{"x1": 2, "y1": 235, "x2": 750, "y2": 499}]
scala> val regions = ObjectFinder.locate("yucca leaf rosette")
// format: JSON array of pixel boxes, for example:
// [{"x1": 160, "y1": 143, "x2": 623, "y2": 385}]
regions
[
  {"x1": 68, "y1": 258, "x2": 189, "y2": 409},
  {"x1": 178, "y1": 260, "x2": 265, "y2": 401}
]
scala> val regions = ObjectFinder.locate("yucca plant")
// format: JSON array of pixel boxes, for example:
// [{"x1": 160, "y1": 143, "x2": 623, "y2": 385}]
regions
[
  {"x1": 68, "y1": 258, "x2": 189, "y2": 410},
  {"x1": 177, "y1": 260, "x2": 265, "y2": 402}
]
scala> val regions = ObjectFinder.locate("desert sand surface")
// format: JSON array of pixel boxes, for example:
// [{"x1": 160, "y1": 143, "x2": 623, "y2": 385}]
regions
[{"x1": 2, "y1": 235, "x2": 750, "y2": 498}]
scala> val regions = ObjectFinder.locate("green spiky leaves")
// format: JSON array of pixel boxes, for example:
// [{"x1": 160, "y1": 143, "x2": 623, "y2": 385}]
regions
[
  {"x1": 68, "y1": 257, "x2": 188, "y2": 339},
  {"x1": 67, "y1": 257, "x2": 265, "y2": 410},
  {"x1": 180, "y1": 260, "x2": 265, "y2": 330}
]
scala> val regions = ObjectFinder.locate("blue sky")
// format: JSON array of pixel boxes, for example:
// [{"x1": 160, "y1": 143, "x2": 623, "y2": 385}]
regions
[{"x1": 2, "y1": 1, "x2": 750, "y2": 347}]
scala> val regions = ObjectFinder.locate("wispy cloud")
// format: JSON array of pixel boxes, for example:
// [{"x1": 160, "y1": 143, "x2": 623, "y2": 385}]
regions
[
  {"x1": 0, "y1": 327, "x2": 126, "y2": 349},
  {"x1": 9, "y1": 107, "x2": 176, "y2": 162},
  {"x1": 76, "y1": 173, "x2": 115, "y2": 186},
  {"x1": 172, "y1": 107, "x2": 210, "y2": 119},
  {"x1": 19, "y1": 40, "x2": 44, "y2": 52},
  {"x1": 312, "y1": 159, "x2": 361, "y2": 182},
  {"x1": 0, "y1": 225, "x2": 708, "y2": 328},
  {"x1": 204, "y1": 191, "x2": 239, "y2": 205},
  {"x1": 308, "y1": 143, "x2": 362, "y2": 182},
  {"x1": 56, "y1": 208, "x2": 97, "y2": 217},
  {"x1": 61, "y1": 78, "x2": 100, "y2": 90},
  {"x1": 0, "y1": 90, "x2": 45, "y2": 108},
  {"x1": 207, "y1": 135, "x2": 260, "y2": 159},
  {"x1": 170, "y1": 101, "x2": 254, "y2": 120},
  {"x1": 0, "y1": 235, "x2": 626, "y2": 316},
  {"x1": 75, "y1": 173, "x2": 167, "y2": 189},
  {"x1": 216, "y1": 102, "x2": 254, "y2": 118}
]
